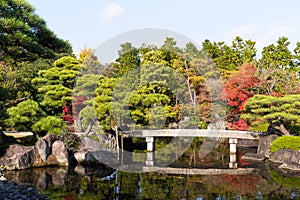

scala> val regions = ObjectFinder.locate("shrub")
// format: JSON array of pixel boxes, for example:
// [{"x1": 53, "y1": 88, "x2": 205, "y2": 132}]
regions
[
  {"x1": 270, "y1": 136, "x2": 300, "y2": 152},
  {"x1": 5, "y1": 100, "x2": 44, "y2": 131},
  {"x1": 249, "y1": 123, "x2": 269, "y2": 133},
  {"x1": 59, "y1": 130, "x2": 81, "y2": 151},
  {"x1": 32, "y1": 116, "x2": 66, "y2": 136}
]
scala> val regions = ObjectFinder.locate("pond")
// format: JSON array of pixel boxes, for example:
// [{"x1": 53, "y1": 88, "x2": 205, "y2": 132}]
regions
[{"x1": 3, "y1": 140, "x2": 300, "y2": 199}]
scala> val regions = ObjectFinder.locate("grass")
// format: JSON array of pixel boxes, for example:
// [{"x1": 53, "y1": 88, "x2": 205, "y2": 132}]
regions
[{"x1": 270, "y1": 136, "x2": 300, "y2": 152}]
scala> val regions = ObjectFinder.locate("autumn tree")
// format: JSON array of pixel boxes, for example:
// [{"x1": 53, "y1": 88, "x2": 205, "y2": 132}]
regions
[{"x1": 224, "y1": 64, "x2": 261, "y2": 130}]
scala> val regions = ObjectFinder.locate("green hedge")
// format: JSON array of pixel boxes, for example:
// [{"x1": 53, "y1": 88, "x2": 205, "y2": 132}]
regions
[{"x1": 270, "y1": 136, "x2": 300, "y2": 152}]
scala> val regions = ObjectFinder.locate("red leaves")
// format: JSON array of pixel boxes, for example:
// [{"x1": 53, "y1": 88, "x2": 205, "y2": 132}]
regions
[
  {"x1": 227, "y1": 119, "x2": 248, "y2": 131},
  {"x1": 225, "y1": 64, "x2": 260, "y2": 111},
  {"x1": 224, "y1": 64, "x2": 260, "y2": 130},
  {"x1": 62, "y1": 105, "x2": 74, "y2": 125}
]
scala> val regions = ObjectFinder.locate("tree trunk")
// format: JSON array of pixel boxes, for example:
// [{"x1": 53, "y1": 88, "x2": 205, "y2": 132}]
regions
[{"x1": 274, "y1": 123, "x2": 290, "y2": 136}]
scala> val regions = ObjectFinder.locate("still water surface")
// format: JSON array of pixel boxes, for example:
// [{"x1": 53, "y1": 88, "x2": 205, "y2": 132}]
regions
[{"x1": 4, "y1": 142, "x2": 300, "y2": 199}]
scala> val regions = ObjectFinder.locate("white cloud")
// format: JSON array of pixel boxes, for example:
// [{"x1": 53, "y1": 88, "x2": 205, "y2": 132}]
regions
[{"x1": 100, "y1": 3, "x2": 125, "y2": 23}]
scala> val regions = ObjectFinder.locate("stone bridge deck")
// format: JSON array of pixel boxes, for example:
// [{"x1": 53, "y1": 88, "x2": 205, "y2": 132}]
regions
[
  {"x1": 124, "y1": 129, "x2": 260, "y2": 140},
  {"x1": 122, "y1": 129, "x2": 261, "y2": 169}
]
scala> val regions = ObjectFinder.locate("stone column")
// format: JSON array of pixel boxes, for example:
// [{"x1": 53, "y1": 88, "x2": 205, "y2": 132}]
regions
[
  {"x1": 146, "y1": 152, "x2": 155, "y2": 167},
  {"x1": 146, "y1": 137, "x2": 154, "y2": 152},
  {"x1": 229, "y1": 138, "x2": 237, "y2": 153},
  {"x1": 229, "y1": 138, "x2": 238, "y2": 169}
]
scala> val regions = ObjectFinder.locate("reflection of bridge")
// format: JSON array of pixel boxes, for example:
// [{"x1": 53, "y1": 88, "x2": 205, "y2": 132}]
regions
[
  {"x1": 141, "y1": 166, "x2": 256, "y2": 175},
  {"x1": 123, "y1": 129, "x2": 260, "y2": 168}
]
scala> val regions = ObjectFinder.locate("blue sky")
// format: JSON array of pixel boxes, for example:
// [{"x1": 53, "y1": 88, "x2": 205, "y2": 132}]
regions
[{"x1": 27, "y1": 0, "x2": 300, "y2": 59}]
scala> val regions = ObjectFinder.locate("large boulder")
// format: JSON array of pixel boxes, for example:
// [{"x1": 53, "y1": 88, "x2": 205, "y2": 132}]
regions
[
  {"x1": 42, "y1": 134, "x2": 60, "y2": 149},
  {"x1": 257, "y1": 135, "x2": 278, "y2": 158},
  {"x1": 81, "y1": 136, "x2": 104, "y2": 151},
  {"x1": 278, "y1": 162, "x2": 300, "y2": 171},
  {"x1": 270, "y1": 149, "x2": 300, "y2": 164},
  {"x1": 74, "y1": 150, "x2": 118, "y2": 167},
  {"x1": 87, "y1": 150, "x2": 119, "y2": 166},
  {"x1": 0, "y1": 145, "x2": 35, "y2": 170},
  {"x1": 74, "y1": 151, "x2": 87, "y2": 165},
  {"x1": 46, "y1": 140, "x2": 69, "y2": 166},
  {"x1": 35, "y1": 139, "x2": 50, "y2": 162}
]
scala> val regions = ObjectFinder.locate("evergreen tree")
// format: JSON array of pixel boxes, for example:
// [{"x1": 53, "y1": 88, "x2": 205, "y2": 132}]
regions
[
  {"x1": 242, "y1": 94, "x2": 300, "y2": 135},
  {"x1": 0, "y1": 0, "x2": 72, "y2": 65}
]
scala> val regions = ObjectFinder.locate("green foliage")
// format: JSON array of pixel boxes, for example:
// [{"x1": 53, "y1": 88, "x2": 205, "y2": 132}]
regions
[
  {"x1": 270, "y1": 136, "x2": 300, "y2": 152},
  {"x1": 5, "y1": 99, "x2": 44, "y2": 131},
  {"x1": 94, "y1": 76, "x2": 117, "y2": 130},
  {"x1": 242, "y1": 94, "x2": 300, "y2": 134},
  {"x1": 74, "y1": 74, "x2": 100, "y2": 97},
  {"x1": 249, "y1": 123, "x2": 269, "y2": 133},
  {"x1": 0, "y1": 0, "x2": 72, "y2": 65},
  {"x1": 59, "y1": 130, "x2": 81, "y2": 150},
  {"x1": 202, "y1": 36, "x2": 257, "y2": 75},
  {"x1": 112, "y1": 42, "x2": 140, "y2": 77},
  {"x1": 261, "y1": 37, "x2": 293, "y2": 70},
  {"x1": 78, "y1": 105, "x2": 97, "y2": 131},
  {"x1": 32, "y1": 56, "x2": 82, "y2": 115},
  {"x1": 270, "y1": 170, "x2": 300, "y2": 188},
  {"x1": 32, "y1": 116, "x2": 66, "y2": 135}
]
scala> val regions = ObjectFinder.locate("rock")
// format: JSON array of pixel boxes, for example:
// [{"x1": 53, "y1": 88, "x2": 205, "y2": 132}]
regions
[
  {"x1": 0, "y1": 145, "x2": 35, "y2": 170},
  {"x1": 74, "y1": 151, "x2": 87, "y2": 165},
  {"x1": 87, "y1": 150, "x2": 119, "y2": 167},
  {"x1": 46, "y1": 140, "x2": 69, "y2": 166},
  {"x1": 242, "y1": 153, "x2": 265, "y2": 162},
  {"x1": 35, "y1": 138, "x2": 50, "y2": 162},
  {"x1": 51, "y1": 168, "x2": 68, "y2": 186},
  {"x1": 33, "y1": 147, "x2": 47, "y2": 167},
  {"x1": 75, "y1": 165, "x2": 116, "y2": 178},
  {"x1": 81, "y1": 135, "x2": 104, "y2": 151},
  {"x1": 36, "y1": 170, "x2": 49, "y2": 191},
  {"x1": 42, "y1": 134, "x2": 59, "y2": 149},
  {"x1": 75, "y1": 150, "x2": 118, "y2": 167},
  {"x1": 74, "y1": 165, "x2": 86, "y2": 175},
  {"x1": 257, "y1": 135, "x2": 278, "y2": 158},
  {"x1": 278, "y1": 162, "x2": 300, "y2": 171},
  {"x1": 0, "y1": 180, "x2": 50, "y2": 200},
  {"x1": 270, "y1": 149, "x2": 300, "y2": 164}
]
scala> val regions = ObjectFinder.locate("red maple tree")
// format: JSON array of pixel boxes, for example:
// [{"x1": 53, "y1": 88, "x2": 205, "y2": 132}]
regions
[{"x1": 224, "y1": 64, "x2": 261, "y2": 130}]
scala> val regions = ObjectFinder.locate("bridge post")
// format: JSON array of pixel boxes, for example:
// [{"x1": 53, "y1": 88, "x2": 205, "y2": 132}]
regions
[
  {"x1": 229, "y1": 138, "x2": 237, "y2": 153},
  {"x1": 229, "y1": 138, "x2": 238, "y2": 169},
  {"x1": 146, "y1": 136, "x2": 154, "y2": 152},
  {"x1": 146, "y1": 152, "x2": 155, "y2": 166}
]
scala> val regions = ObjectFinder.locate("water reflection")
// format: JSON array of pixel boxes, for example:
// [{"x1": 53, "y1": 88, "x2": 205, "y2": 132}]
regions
[{"x1": 2, "y1": 142, "x2": 300, "y2": 199}]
